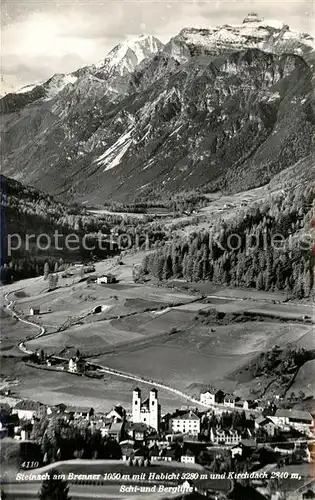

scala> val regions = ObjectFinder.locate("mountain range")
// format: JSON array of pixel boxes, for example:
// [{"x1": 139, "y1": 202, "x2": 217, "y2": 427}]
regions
[{"x1": 1, "y1": 13, "x2": 314, "y2": 204}]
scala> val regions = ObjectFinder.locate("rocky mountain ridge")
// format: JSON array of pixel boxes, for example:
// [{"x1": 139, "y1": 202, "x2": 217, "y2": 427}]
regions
[
  {"x1": 1, "y1": 15, "x2": 314, "y2": 203},
  {"x1": 165, "y1": 13, "x2": 314, "y2": 64}
]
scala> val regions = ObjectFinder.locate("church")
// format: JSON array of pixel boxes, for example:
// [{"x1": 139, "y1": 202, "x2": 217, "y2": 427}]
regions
[{"x1": 132, "y1": 387, "x2": 160, "y2": 432}]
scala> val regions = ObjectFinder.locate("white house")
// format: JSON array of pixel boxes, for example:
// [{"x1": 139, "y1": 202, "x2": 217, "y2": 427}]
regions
[
  {"x1": 68, "y1": 357, "x2": 85, "y2": 374},
  {"x1": 181, "y1": 449, "x2": 196, "y2": 464},
  {"x1": 96, "y1": 274, "x2": 116, "y2": 284},
  {"x1": 106, "y1": 405, "x2": 125, "y2": 422},
  {"x1": 272, "y1": 409, "x2": 313, "y2": 432},
  {"x1": 223, "y1": 394, "x2": 236, "y2": 408},
  {"x1": 65, "y1": 406, "x2": 91, "y2": 420},
  {"x1": 29, "y1": 307, "x2": 40, "y2": 316},
  {"x1": 200, "y1": 389, "x2": 216, "y2": 406},
  {"x1": 13, "y1": 401, "x2": 46, "y2": 421},
  {"x1": 210, "y1": 428, "x2": 242, "y2": 445},
  {"x1": 255, "y1": 415, "x2": 278, "y2": 437},
  {"x1": 170, "y1": 411, "x2": 200, "y2": 436},
  {"x1": 231, "y1": 444, "x2": 243, "y2": 458}
]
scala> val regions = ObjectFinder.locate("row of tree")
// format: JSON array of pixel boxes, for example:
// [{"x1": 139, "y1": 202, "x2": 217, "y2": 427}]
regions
[{"x1": 31, "y1": 415, "x2": 121, "y2": 463}]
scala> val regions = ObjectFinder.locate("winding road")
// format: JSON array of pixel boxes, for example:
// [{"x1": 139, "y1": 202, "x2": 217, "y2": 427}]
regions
[
  {"x1": 2, "y1": 287, "x2": 253, "y2": 413},
  {"x1": 3, "y1": 288, "x2": 211, "y2": 409},
  {"x1": 3, "y1": 283, "x2": 311, "y2": 415}
]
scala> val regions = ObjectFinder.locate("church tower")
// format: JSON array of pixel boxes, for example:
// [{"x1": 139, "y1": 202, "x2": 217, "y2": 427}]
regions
[
  {"x1": 149, "y1": 388, "x2": 159, "y2": 432},
  {"x1": 132, "y1": 387, "x2": 141, "y2": 423}
]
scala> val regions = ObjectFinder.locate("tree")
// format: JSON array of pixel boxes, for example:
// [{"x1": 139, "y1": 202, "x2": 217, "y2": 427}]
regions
[
  {"x1": 38, "y1": 469, "x2": 70, "y2": 500},
  {"x1": 44, "y1": 262, "x2": 50, "y2": 280},
  {"x1": 48, "y1": 273, "x2": 58, "y2": 291},
  {"x1": 39, "y1": 349, "x2": 45, "y2": 363}
]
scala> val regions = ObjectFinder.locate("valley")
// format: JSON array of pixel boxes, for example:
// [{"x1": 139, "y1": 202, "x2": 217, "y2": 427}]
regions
[
  {"x1": 1, "y1": 8, "x2": 315, "y2": 500},
  {"x1": 1, "y1": 234, "x2": 314, "y2": 415},
  {"x1": 1, "y1": 15, "x2": 314, "y2": 204}
]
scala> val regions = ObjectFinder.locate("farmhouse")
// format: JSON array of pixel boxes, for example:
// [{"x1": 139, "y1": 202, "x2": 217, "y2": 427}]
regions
[
  {"x1": 29, "y1": 307, "x2": 40, "y2": 316},
  {"x1": 96, "y1": 274, "x2": 116, "y2": 284},
  {"x1": 235, "y1": 399, "x2": 249, "y2": 410},
  {"x1": 223, "y1": 394, "x2": 236, "y2": 408},
  {"x1": 128, "y1": 422, "x2": 149, "y2": 442},
  {"x1": 255, "y1": 415, "x2": 278, "y2": 437},
  {"x1": 272, "y1": 409, "x2": 313, "y2": 432},
  {"x1": 132, "y1": 388, "x2": 160, "y2": 432},
  {"x1": 13, "y1": 401, "x2": 46, "y2": 421},
  {"x1": 83, "y1": 265, "x2": 95, "y2": 273},
  {"x1": 68, "y1": 356, "x2": 86, "y2": 374},
  {"x1": 108, "y1": 422, "x2": 124, "y2": 441},
  {"x1": 99, "y1": 421, "x2": 124, "y2": 441},
  {"x1": 64, "y1": 406, "x2": 91, "y2": 419},
  {"x1": 15, "y1": 422, "x2": 33, "y2": 441},
  {"x1": 200, "y1": 388, "x2": 216, "y2": 406},
  {"x1": 106, "y1": 405, "x2": 126, "y2": 422},
  {"x1": 210, "y1": 428, "x2": 241, "y2": 445},
  {"x1": 170, "y1": 410, "x2": 200, "y2": 436}
]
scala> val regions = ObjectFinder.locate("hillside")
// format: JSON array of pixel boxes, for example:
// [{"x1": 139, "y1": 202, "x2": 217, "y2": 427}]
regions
[
  {"x1": 0, "y1": 174, "x2": 81, "y2": 236},
  {"x1": 0, "y1": 175, "x2": 86, "y2": 282},
  {"x1": 139, "y1": 156, "x2": 315, "y2": 299},
  {"x1": 0, "y1": 15, "x2": 314, "y2": 204},
  {"x1": 0, "y1": 174, "x2": 169, "y2": 283}
]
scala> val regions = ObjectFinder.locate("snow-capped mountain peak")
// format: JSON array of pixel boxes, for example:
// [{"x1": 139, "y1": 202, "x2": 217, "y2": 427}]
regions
[
  {"x1": 165, "y1": 14, "x2": 314, "y2": 63},
  {"x1": 16, "y1": 83, "x2": 41, "y2": 94},
  {"x1": 97, "y1": 34, "x2": 164, "y2": 75}
]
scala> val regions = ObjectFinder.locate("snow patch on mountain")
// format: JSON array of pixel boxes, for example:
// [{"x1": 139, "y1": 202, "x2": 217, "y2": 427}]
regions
[
  {"x1": 95, "y1": 130, "x2": 134, "y2": 171},
  {"x1": 44, "y1": 74, "x2": 78, "y2": 99},
  {"x1": 16, "y1": 83, "x2": 39, "y2": 94}
]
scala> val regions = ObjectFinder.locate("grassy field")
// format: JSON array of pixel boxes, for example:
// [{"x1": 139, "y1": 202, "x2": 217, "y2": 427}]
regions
[
  {"x1": 0, "y1": 358, "x2": 192, "y2": 413},
  {"x1": 13, "y1": 276, "x2": 196, "y2": 336},
  {"x1": 26, "y1": 307, "x2": 197, "y2": 358},
  {"x1": 288, "y1": 360, "x2": 315, "y2": 398},
  {"x1": 91, "y1": 320, "x2": 311, "y2": 396},
  {"x1": 0, "y1": 307, "x2": 34, "y2": 352},
  {"x1": 2, "y1": 243, "x2": 314, "y2": 411}
]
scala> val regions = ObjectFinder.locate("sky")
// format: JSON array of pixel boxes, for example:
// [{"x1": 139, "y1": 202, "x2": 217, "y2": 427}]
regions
[{"x1": 1, "y1": 0, "x2": 314, "y2": 94}]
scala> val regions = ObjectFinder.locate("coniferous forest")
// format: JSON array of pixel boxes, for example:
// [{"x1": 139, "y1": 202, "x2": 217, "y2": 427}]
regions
[{"x1": 141, "y1": 182, "x2": 314, "y2": 299}]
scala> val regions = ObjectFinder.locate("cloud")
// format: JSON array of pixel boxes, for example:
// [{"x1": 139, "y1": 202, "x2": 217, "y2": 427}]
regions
[{"x1": 1, "y1": 0, "x2": 314, "y2": 94}]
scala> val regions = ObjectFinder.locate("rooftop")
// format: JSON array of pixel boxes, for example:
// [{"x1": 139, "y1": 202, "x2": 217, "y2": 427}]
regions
[
  {"x1": 172, "y1": 411, "x2": 200, "y2": 421},
  {"x1": 65, "y1": 406, "x2": 91, "y2": 414},
  {"x1": 201, "y1": 387, "x2": 216, "y2": 395},
  {"x1": 275, "y1": 409, "x2": 313, "y2": 422},
  {"x1": 109, "y1": 422, "x2": 123, "y2": 432},
  {"x1": 224, "y1": 394, "x2": 236, "y2": 401},
  {"x1": 14, "y1": 400, "x2": 44, "y2": 411},
  {"x1": 129, "y1": 422, "x2": 148, "y2": 432}
]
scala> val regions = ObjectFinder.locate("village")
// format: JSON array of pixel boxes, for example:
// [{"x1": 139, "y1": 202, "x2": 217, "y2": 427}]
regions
[
  {"x1": 1, "y1": 254, "x2": 315, "y2": 499},
  {"x1": 1, "y1": 381, "x2": 314, "y2": 499}
]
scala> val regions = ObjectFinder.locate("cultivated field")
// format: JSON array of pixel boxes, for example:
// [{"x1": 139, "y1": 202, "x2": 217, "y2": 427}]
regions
[
  {"x1": 288, "y1": 360, "x2": 315, "y2": 398},
  {"x1": 91, "y1": 320, "x2": 310, "y2": 396},
  {"x1": 2, "y1": 241, "x2": 314, "y2": 412},
  {"x1": 0, "y1": 358, "x2": 192, "y2": 414}
]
